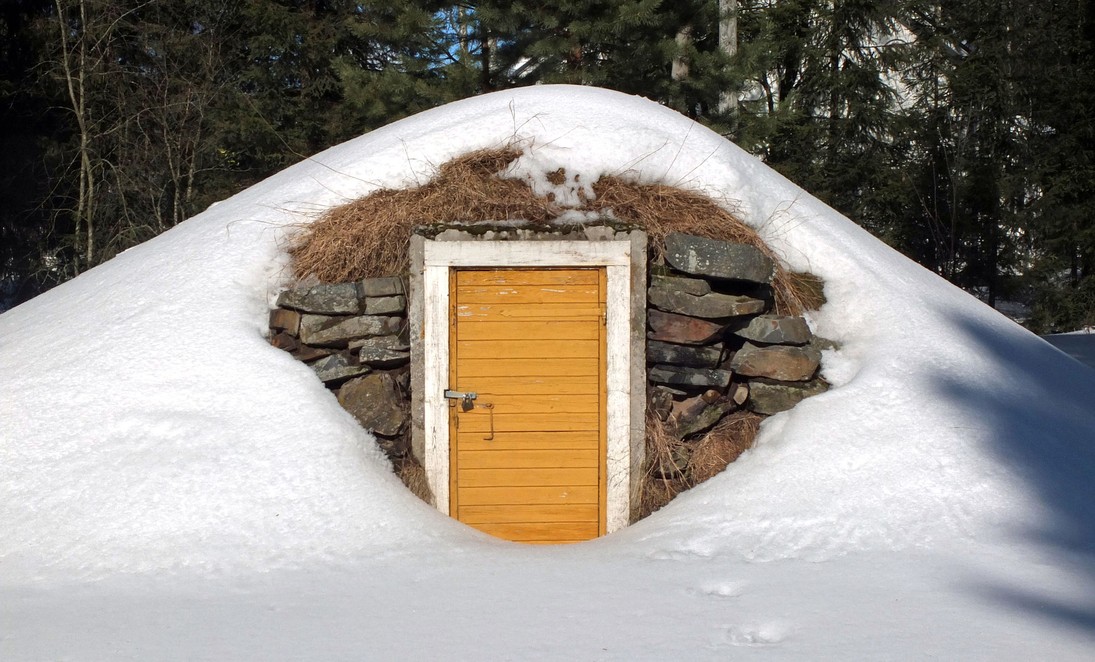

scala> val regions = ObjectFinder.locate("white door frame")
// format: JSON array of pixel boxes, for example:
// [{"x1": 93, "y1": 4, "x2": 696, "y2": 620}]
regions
[{"x1": 422, "y1": 240, "x2": 633, "y2": 534}]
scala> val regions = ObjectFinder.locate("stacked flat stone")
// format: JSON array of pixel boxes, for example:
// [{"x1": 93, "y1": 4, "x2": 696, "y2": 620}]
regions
[
  {"x1": 265, "y1": 232, "x2": 830, "y2": 494},
  {"x1": 269, "y1": 275, "x2": 411, "y2": 456},
  {"x1": 647, "y1": 232, "x2": 829, "y2": 443}
]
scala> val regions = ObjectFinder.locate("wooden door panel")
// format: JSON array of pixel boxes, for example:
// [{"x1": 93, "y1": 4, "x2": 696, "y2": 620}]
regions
[
  {"x1": 455, "y1": 430, "x2": 599, "y2": 452},
  {"x1": 456, "y1": 284, "x2": 601, "y2": 304},
  {"x1": 456, "y1": 340, "x2": 599, "y2": 360},
  {"x1": 457, "y1": 467, "x2": 599, "y2": 489},
  {"x1": 450, "y1": 268, "x2": 607, "y2": 543},
  {"x1": 457, "y1": 270, "x2": 599, "y2": 286},
  {"x1": 454, "y1": 320, "x2": 601, "y2": 341},
  {"x1": 456, "y1": 393, "x2": 600, "y2": 413},
  {"x1": 470, "y1": 521, "x2": 600, "y2": 543},
  {"x1": 453, "y1": 375, "x2": 600, "y2": 395},
  {"x1": 458, "y1": 504, "x2": 600, "y2": 524},
  {"x1": 457, "y1": 412, "x2": 599, "y2": 433},
  {"x1": 456, "y1": 302, "x2": 604, "y2": 320},
  {"x1": 457, "y1": 485, "x2": 599, "y2": 506},
  {"x1": 456, "y1": 358, "x2": 600, "y2": 378},
  {"x1": 457, "y1": 449, "x2": 600, "y2": 469}
]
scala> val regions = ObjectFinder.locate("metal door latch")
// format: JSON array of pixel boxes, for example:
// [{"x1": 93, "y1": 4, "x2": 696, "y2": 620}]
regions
[{"x1": 444, "y1": 389, "x2": 477, "y2": 411}]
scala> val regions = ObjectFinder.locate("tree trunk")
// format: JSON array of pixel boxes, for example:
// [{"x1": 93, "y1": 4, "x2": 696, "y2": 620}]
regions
[
  {"x1": 457, "y1": 6, "x2": 470, "y2": 59},
  {"x1": 717, "y1": 0, "x2": 738, "y2": 114},
  {"x1": 480, "y1": 31, "x2": 492, "y2": 93},
  {"x1": 672, "y1": 23, "x2": 693, "y2": 81},
  {"x1": 54, "y1": 0, "x2": 95, "y2": 270}
]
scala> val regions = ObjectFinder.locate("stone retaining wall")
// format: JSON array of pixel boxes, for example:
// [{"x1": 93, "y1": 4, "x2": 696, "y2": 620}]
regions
[
  {"x1": 268, "y1": 229, "x2": 830, "y2": 518},
  {"x1": 640, "y1": 233, "x2": 829, "y2": 493},
  {"x1": 269, "y1": 276, "x2": 412, "y2": 460},
  {"x1": 647, "y1": 232, "x2": 828, "y2": 430}
]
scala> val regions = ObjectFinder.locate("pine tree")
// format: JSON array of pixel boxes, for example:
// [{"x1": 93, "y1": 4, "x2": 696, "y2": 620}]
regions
[
  {"x1": 1022, "y1": 0, "x2": 1095, "y2": 330},
  {"x1": 733, "y1": 1, "x2": 910, "y2": 237},
  {"x1": 446, "y1": 1, "x2": 732, "y2": 116},
  {"x1": 898, "y1": 0, "x2": 1080, "y2": 308},
  {"x1": 0, "y1": 0, "x2": 57, "y2": 307}
]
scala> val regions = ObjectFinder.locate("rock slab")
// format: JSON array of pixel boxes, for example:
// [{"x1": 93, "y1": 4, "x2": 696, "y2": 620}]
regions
[
  {"x1": 364, "y1": 295, "x2": 406, "y2": 315},
  {"x1": 277, "y1": 282, "x2": 362, "y2": 314},
  {"x1": 349, "y1": 334, "x2": 410, "y2": 352},
  {"x1": 647, "y1": 309, "x2": 725, "y2": 345},
  {"x1": 293, "y1": 345, "x2": 332, "y2": 362},
  {"x1": 729, "y1": 342, "x2": 821, "y2": 382},
  {"x1": 649, "y1": 385, "x2": 678, "y2": 420},
  {"x1": 310, "y1": 352, "x2": 370, "y2": 384},
  {"x1": 649, "y1": 364, "x2": 732, "y2": 388},
  {"x1": 672, "y1": 397, "x2": 736, "y2": 437},
  {"x1": 650, "y1": 273, "x2": 711, "y2": 296},
  {"x1": 748, "y1": 379, "x2": 828, "y2": 415},
  {"x1": 338, "y1": 372, "x2": 407, "y2": 437},
  {"x1": 358, "y1": 276, "x2": 405, "y2": 297},
  {"x1": 648, "y1": 287, "x2": 766, "y2": 319},
  {"x1": 268, "y1": 308, "x2": 302, "y2": 335},
  {"x1": 299, "y1": 314, "x2": 402, "y2": 347},
  {"x1": 351, "y1": 334, "x2": 411, "y2": 368},
  {"x1": 647, "y1": 340, "x2": 723, "y2": 368},
  {"x1": 269, "y1": 332, "x2": 299, "y2": 352},
  {"x1": 734, "y1": 314, "x2": 812, "y2": 345},
  {"x1": 664, "y1": 232, "x2": 775, "y2": 284}
]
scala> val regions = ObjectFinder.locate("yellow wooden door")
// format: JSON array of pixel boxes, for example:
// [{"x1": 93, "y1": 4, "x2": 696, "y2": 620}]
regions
[{"x1": 449, "y1": 268, "x2": 607, "y2": 544}]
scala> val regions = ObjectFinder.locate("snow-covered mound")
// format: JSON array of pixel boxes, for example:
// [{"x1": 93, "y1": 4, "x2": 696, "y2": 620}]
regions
[
  {"x1": 3, "y1": 86, "x2": 1094, "y2": 658},
  {"x1": 1045, "y1": 330, "x2": 1095, "y2": 370}
]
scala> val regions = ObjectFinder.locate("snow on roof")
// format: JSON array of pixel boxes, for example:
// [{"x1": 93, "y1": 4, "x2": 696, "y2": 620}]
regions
[{"x1": 3, "y1": 86, "x2": 1094, "y2": 658}]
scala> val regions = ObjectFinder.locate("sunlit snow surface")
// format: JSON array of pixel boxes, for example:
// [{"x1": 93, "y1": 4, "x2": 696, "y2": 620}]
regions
[{"x1": 2, "y1": 86, "x2": 1095, "y2": 659}]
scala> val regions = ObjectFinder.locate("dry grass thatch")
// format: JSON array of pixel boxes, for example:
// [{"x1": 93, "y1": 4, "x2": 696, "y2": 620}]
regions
[
  {"x1": 289, "y1": 147, "x2": 557, "y2": 283},
  {"x1": 636, "y1": 409, "x2": 763, "y2": 520},
  {"x1": 687, "y1": 410, "x2": 762, "y2": 483},
  {"x1": 637, "y1": 414, "x2": 688, "y2": 519},
  {"x1": 290, "y1": 146, "x2": 805, "y2": 521},
  {"x1": 395, "y1": 456, "x2": 434, "y2": 505},
  {"x1": 289, "y1": 146, "x2": 822, "y2": 315}
]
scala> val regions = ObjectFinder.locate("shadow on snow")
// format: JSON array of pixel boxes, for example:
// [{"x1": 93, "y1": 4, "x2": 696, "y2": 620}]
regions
[{"x1": 936, "y1": 311, "x2": 1095, "y2": 633}]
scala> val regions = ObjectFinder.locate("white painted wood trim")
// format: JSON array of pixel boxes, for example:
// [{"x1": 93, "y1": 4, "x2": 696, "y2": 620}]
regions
[
  {"x1": 422, "y1": 264, "x2": 451, "y2": 514},
  {"x1": 422, "y1": 239, "x2": 633, "y2": 534},
  {"x1": 424, "y1": 240, "x2": 632, "y2": 268},
  {"x1": 603, "y1": 263, "x2": 631, "y2": 532}
]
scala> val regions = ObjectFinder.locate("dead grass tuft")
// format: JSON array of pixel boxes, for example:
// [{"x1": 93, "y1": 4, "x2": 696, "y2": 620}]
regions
[
  {"x1": 395, "y1": 456, "x2": 434, "y2": 505},
  {"x1": 289, "y1": 147, "x2": 560, "y2": 282},
  {"x1": 546, "y1": 167, "x2": 567, "y2": 185},
  {"x1": 783, "y1": 271, "x2": 827, "y2": 312},
  {"x1": 587, "y1": 177, "x2": 806, "y2": 314},
  {"x1": 635, "y1": 409, "x2": 763, "y2": 520},
  {"x1": 588, "y1": 177, "x2": 762, "y2": 250},
  {"x1": 645, "y1": 412, "x2": 685, "y2": 478},
  {"x1": 289, "y1": 145, "x2": 820, "y2": 316},
  {"x1": 637, "y1": 474, "x2": 688, "y2": 521},
  {"x1": 687, "y1": 410, "x2": 762, "y2": 483},
  {"x1": 636, "y1": 413, "x2": 686, "y2": 519}
]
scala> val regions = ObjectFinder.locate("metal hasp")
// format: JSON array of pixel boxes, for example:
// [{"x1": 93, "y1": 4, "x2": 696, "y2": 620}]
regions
[{"x1": 444, "y1": 389, "x2": 477, "y2": 411}]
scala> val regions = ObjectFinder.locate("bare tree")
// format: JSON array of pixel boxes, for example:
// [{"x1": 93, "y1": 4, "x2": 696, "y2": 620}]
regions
[
  {"x1": 44, "y1": 0, "x2": 228, "y2": 269},
  {"x1": 51, "y1": 0, "x2": 97, "y2": 269},
  {"x1": 717, "y1": 0, "x2": 738, "y2": 115}
]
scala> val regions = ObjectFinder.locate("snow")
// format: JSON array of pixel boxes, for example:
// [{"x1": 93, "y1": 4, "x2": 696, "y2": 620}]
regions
[
  {"x1": 1044, "y1": 331, "x2": 1095, "y2": 371},
  {"x1": 2, "y1": 85, "x2": 1095, "y2": 658}
]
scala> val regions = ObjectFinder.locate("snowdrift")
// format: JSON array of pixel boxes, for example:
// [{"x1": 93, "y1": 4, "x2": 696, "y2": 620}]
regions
[{"x1": 2, "y1": 86, "x2": 1094, "y2": 658}]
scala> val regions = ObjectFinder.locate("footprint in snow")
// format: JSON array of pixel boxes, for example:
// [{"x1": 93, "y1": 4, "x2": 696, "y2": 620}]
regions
[
  {"x1": 720, "y1": 621, "x2": 793, "y2": 647},
  {"x1": 689, "y1": 580, "x2": 748, "y2": 598}
]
